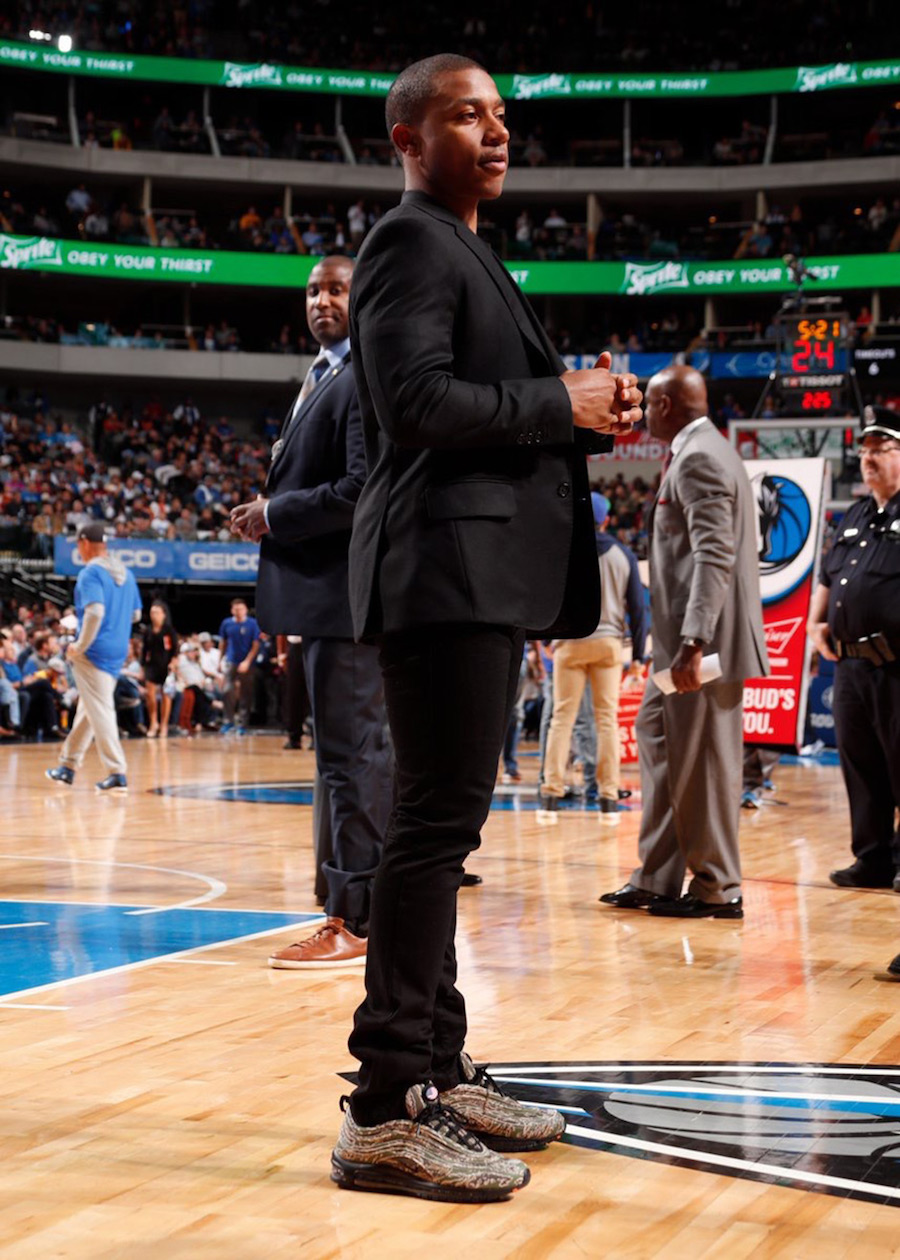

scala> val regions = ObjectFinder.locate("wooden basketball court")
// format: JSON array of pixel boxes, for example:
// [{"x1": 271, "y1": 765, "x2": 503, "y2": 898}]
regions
[{"x1": 1, "y1": 735, "x2": 899, "y2": 1258}]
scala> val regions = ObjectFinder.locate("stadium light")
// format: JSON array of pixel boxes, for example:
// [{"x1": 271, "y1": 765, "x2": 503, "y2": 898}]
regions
[
  {"x1": 28, "y1": 29, "x2": 53, "y2": 42},
  {"x1": 58, "y1": 34, "x2": 74, "y2": 53}
]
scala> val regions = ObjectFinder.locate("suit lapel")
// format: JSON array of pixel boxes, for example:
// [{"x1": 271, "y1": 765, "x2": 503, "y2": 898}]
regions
[
  {"x1": 268, "y1": 358, "x2": 348, "y2": 482},
  {"x1": 453, "y1": 226, "x2": 557, "y2": 368},
  {"x1": 648, "y1": 419, "x2": 714, "y2": 530},
  {"x1": 402, "y1": 193, "x2": 557, "y2": 371}
]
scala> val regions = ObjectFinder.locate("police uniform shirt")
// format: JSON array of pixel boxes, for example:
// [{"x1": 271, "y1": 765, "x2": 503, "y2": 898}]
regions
[{"x1": 821, "y1": 489, "x2": 900, "y2": 643}]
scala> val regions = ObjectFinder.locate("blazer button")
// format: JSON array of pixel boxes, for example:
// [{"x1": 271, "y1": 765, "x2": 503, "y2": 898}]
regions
[
  {"x1": 557, "y1": 482, "x2": 571, "y2": 498},
  {"x1": 534, "y1": 427, "x2": 546, "y2": 442},
  {"x1": 516, "y1": 433, "x2": 528, "y2": 445}
]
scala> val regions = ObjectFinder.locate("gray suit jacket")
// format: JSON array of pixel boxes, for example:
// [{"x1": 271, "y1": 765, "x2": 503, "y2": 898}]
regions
[{"x1": 649, "y1": 419, "x2": 769, "y2": 682}]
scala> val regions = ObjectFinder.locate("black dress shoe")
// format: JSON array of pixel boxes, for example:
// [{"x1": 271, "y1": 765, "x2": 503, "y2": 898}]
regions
[
  {"x1": 461, "y1": 872, "x2": 483, "y2": 887},
  {"x1": 888, "y1": 953, "x2": 900, "y2": 977},
  {"x1": 829, "y1": 863, "x2": 894, "y2": 889},
  {"x1": 648, "y1": 894, "x2": 743, "y2": 919},
  {"x1": 599, "y1": 883, "x2": 671, "y2": 909}
]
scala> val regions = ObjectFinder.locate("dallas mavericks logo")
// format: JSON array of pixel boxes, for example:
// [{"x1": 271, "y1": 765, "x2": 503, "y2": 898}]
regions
[
  {"x1": 490, "y1": 1061, "x2": 900, "y2": 1207},
  {"x1": 751, "y1": 473, "x2": 814, "y2": 605}
]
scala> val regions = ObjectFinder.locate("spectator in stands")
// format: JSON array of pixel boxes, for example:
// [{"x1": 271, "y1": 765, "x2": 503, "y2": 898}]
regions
[
  {"x1": 33, "y1": 206, "x2": 59, "y2": 235},
  {"x1": 176, "y1": 640, "x2": 216, "y2": 732},
  {"x1": 84, "y1": 206, "x2": 110, "y2": 239},
  {"x1": 301, "y1": 220, "x2": 326, "y2": 254},
  {"x1": 113, "y1": 203, "x2": 144, "y2": 243},
  {"x1": 347, "y1": 200, "x2": 366, "y2": 252},
  {"x1": 65, "y1": 184, "x2": 91, "y2": 220},
  {"x1": 21, "y1": 631, "x2": 64, "y2": 740},
  {"x1": 239, "y1": 205, "x2": 262, "y2": 236},
  {"x1": 152, "y1": 107, "x2": 174, "y2": 150},
  {"x1": 0, "y1": 634, "x2": 24, "y2": 735},
  {"x1": 523, "y1": 129, "x2": 548, "y2": 167},
  {"x1": 141, "y1": 600, "x2": 178, "y2": 738}
]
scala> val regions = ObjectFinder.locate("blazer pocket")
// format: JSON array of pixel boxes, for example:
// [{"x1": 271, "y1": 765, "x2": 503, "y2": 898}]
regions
[{"x1": 424, "y1": 480, "x2": 517, "y2": 521}]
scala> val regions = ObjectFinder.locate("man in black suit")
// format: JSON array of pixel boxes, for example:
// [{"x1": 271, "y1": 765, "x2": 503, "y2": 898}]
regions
[
  {"x1": 331, "y1": 55, "x2": 641, "y2": 1203},
  {"x1": 231, "y1": 255, "x2": 391, "y2": 968}
]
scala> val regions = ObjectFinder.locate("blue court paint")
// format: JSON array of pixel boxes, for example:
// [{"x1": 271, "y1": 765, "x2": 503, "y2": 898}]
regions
[
  {"x1": 154, "y1": 781, "x2": 631, "y2": 814},
  {"x1": 0, "y1": 901, "x2": 319, "y2": 998}
]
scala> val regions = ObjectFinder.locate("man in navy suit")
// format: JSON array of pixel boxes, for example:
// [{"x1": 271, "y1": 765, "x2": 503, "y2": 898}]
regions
[
  {"x1": 330, "y1": 55, "x2": 641, "y2": 1203},
  {"x1": 230, "y1": 255, "x2": 391, "y2": 968}
]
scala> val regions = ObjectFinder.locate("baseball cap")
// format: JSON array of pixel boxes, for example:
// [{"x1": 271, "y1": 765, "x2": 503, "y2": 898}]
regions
[
  {"x1": 77, "y1": 521, "x2": 107, "y2": 543},
  {"x1": 591, "y1": 491, "x2": 611, "y2": 525},
  {"x1": 861, "y1": 405, "x2": 900, "y2": 442},
  {"x1": 197, "y1": 631, "x2": 212, "y2": 643}
]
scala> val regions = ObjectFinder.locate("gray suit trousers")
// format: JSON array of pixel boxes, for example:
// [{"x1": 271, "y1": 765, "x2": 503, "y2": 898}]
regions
[{"x1": 631, "y1": 678, "x2": 744, "y2": 902}]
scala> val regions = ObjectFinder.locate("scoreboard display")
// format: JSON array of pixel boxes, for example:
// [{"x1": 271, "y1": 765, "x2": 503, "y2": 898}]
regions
[{"x1": 778, "y1": 314, "x2": 850, "y2": 414}]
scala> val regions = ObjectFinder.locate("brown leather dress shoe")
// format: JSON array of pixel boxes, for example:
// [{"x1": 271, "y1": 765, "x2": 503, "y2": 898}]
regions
[{"x1": 268, "y1": 918, "x2": 367, "y2": 969}]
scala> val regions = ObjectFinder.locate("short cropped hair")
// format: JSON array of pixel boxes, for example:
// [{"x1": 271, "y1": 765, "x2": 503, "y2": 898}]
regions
[{"x1": 385, "y1": 54, "x2": 485, "y2": 138}]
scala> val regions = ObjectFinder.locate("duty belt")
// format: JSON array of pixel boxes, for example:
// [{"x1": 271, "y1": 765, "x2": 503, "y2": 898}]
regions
[{"x1": 836, "y1": 633, "x2": 899, "y2": 665}]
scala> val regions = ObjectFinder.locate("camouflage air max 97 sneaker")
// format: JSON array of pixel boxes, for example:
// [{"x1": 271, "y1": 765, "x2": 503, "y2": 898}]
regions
[
  {"x1": 439, "y1": 1053, "x2": 566, "y2": 1151},
  {"x1": 331, "y1": 1082, "x2": 530, "y2": 1203}
]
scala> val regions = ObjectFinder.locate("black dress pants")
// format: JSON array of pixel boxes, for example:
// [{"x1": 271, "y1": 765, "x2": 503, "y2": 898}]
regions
[
  {"x1": 833, "y1": 658, "x2": 900, "y2": 874},
  {"x1": 302, "y1": 637, "x2": 392, "y2": 933},
  {"x1": 283, "y1": 640, "x2": 310, "y2": 744},
  {"x1": 348, "y1": 623, "x2": 525, "y2": 1126}
]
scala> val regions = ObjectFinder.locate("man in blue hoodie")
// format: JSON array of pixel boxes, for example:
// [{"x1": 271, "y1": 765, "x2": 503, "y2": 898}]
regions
[{"x1": 46, "y1": 522, "x2": 143, "y2": 793}]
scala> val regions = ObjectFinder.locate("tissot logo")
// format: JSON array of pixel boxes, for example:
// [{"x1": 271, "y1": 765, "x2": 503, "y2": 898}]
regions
[{"x1": 486, "y1": 1061, "x2": 900, "y2": 1207}]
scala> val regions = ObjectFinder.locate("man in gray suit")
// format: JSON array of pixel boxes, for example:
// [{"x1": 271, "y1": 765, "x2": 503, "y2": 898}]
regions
[{"x1": 601, "y1": 365, "x2": 769, "y2": 919}]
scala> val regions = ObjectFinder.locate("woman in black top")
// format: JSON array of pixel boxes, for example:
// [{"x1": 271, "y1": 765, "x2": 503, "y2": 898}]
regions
[{"x1": 141, "y1": 601, "x2": 177, "y2": 737}]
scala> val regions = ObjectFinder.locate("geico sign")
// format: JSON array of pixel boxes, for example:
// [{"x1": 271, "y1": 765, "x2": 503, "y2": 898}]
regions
[
  {"x1": 71, "y1": 547, "x2": 158, "y2": 568},
  {"x1": 188, "y1": 551, "x2": 259, "y2": 573}
]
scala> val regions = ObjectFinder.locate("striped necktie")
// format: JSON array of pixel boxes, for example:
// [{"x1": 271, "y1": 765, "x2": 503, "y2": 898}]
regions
[
  {"x1": 270, "y1": 356, "x2": 331, "y2": 464},
  {"x1": 296, "y1": 354, "x2": 330, "y2": 405}
]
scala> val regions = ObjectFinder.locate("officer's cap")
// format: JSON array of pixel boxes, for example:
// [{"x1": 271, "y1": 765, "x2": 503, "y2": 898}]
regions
[{"x1": 861, "y1": 405, "x2": 900, "y2": 442}]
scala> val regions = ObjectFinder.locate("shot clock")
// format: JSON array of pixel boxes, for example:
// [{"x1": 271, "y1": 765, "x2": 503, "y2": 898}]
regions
[{"x1": 778, "y1": 312, "x2": 851, "y2": 414}]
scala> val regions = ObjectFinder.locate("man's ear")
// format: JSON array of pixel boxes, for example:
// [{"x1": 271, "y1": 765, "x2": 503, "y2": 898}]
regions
[{"x1": 391, "y1": 122, "x2": 418, "y2": 157}]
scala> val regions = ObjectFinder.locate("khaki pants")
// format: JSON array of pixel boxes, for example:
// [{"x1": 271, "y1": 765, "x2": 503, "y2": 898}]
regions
[
  {"x1": 60, "y1": 657, "x2": 127, "y2": 776},
  {"x1": 544, "y1": 637, "x2": 623, "y2": 800}
]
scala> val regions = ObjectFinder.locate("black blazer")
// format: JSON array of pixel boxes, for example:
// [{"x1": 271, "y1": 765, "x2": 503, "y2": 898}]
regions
[
  {"x1": 348, "y1": 190, "x2": 609, "y2": 642},
  {"x1": 255, "y1": 357, "x2": 364, "y2": 638}
]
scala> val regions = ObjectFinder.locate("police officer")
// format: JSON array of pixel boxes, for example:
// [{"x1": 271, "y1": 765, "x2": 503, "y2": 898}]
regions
[{"x1": 807, "y1": 405, "x2": 900, "y2": 898}]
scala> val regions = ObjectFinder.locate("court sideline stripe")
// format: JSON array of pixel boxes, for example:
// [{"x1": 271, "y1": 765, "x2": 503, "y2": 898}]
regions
[{"x1": 0, "y1": 917, "x2": 324, "y2": 1002}]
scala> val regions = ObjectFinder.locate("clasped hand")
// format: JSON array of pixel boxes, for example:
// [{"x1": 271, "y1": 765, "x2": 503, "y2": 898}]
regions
[
  {"x1": 561, "y1": 349, "x2": 642, "y2": 435},
  {"x1": 230, "y1": 496, "x2": 269, "y2": 543}
]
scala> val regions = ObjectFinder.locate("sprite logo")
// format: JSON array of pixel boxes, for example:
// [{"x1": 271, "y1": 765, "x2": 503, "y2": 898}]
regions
[
  {"x1": 511, "y1": 73, "x2": 572, "y2": 100},
  {"x1": 0, "y1": 235, "x2": 63, "y2": 270},
  {"x1": 795, "y1": 62, "x2": 858, "y2": 92},
  {"x1": 621, "y1": 261, "x2": 690, "y2": 296},
  {"x1": 221, "y1": 62, "x2": 284, "y2": 89}
]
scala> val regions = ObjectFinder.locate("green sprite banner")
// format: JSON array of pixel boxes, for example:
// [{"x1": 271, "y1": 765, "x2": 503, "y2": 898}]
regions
[
  {"x1": 2, "y1": 39, "x2": 900, "y2": 98},
  {"x1": 2, "y1": 234, "x2": 899, "y2": 294}
]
